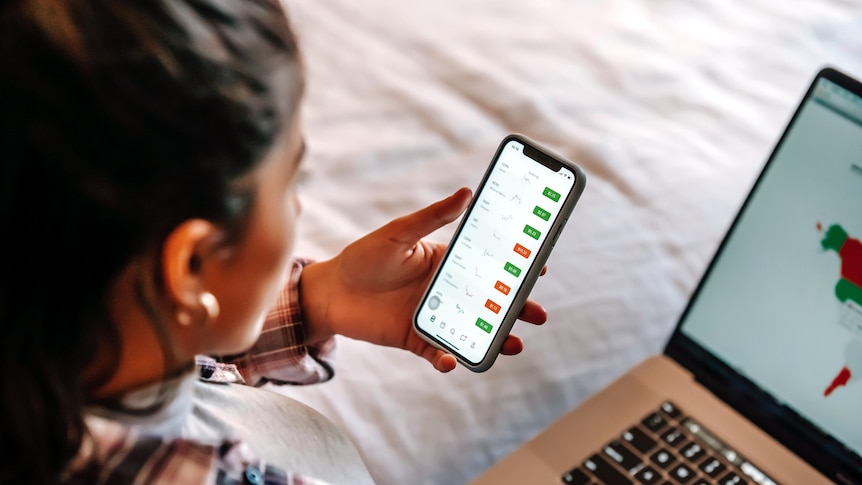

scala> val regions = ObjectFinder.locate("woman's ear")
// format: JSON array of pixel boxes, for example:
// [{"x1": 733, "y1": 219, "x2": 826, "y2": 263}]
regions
[{"x1": 161, "y1": 219, "x2": 224, "y2": 317}]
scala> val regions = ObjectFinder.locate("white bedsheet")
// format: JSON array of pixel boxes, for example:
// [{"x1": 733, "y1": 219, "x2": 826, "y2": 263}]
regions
[{"x1": 270, "y1": 1, "x2": 862, "y2": 483}]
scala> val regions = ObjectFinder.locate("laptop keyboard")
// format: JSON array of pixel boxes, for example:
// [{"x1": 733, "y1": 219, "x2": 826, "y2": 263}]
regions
[{"x1": 561, "y1": 401, "x2": 779, "y2": 485}]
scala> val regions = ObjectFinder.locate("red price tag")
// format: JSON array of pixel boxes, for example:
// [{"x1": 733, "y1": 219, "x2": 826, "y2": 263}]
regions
[
  {"x1": 485, "y1": 299, "x2": 501, "y2": 314},
  {"x1": 513, "y1": 243, "x2": 532, "y2": 258}
]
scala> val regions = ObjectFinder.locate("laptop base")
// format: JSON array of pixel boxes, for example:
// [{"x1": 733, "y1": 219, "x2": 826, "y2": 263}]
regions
[{"x1": 471, "y1": 355, "x2": 826, "y2": 484}]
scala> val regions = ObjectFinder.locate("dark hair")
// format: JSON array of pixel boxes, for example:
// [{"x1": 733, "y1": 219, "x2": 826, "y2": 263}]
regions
[{"x1": 0, "y1": 0, "x2": 301, "y2": 482}]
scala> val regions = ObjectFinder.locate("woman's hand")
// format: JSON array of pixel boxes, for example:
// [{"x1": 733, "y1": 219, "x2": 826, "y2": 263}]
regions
[{"x1": 299, "y1": 188, "x2": 548, "y2": 372}]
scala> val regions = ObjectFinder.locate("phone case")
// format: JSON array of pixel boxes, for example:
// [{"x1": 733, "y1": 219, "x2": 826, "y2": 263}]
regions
[{"x1": 413, "y1": 133, "x2": 587, "y2": 372}]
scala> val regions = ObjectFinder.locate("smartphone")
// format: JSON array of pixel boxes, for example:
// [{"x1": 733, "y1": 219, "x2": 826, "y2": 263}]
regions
[{"x1": 413, "y1": 134, "x2": 586, "y2": 372}]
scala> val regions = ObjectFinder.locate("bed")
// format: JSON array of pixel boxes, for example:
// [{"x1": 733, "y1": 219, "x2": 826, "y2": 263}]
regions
[{"x1": 270, "y1": 1, "x2": 862, "y2": 483}]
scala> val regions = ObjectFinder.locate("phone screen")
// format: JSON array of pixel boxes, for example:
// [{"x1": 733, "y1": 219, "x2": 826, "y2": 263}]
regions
[{"x1": 415, "y1": 138, "x2": 577, "y2": 365}]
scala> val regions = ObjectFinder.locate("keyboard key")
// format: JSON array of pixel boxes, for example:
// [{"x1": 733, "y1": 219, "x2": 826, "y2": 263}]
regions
[
  {"x1": 634, "y1": 465, "x2": 661, "y2": 484},
  {"x1": 679, "y1": 442, "x2": 705, "y2": 463},
  {"x1": 669, "y1": 463, "x2": 695, "y2": 483},
  {"x1": 642, "y1": 413, "x2": 668, "y2": 433},
  {"x1": 558, "y1": 401, "x2": 769, "y2": 485},
  {"x1": 660, "y1": 401, "x2": 682, "y2": 419},
  {"x1": 561, "y1": 467, "x2": 591, "y2": 485},
  {"x1": 698, "y1": 457, "x2": 726, "y2": 478},
  {"x1": 660, "y1": 427, "x2": 686, "y2": 448},
  {"x1": 583, "y1": 454, "x2": 633, "y2": 485},
  {"x1": 603, "y1": 441, "x2": 641, "y2": 472},
  {"x1": 649, "y1": 448, "x2": 676, "y2": 469},
  {"x1": 622, "y1": 427, "x2": 658, "y2": 454},
  {"x1": 718, "y1": 472, "x2": 747, "y2": 485}
]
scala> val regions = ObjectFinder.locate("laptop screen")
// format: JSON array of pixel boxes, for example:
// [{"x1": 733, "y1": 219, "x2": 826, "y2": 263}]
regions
[{"x1": 668, "y1": 68, "x2": 862, "y2": 480}]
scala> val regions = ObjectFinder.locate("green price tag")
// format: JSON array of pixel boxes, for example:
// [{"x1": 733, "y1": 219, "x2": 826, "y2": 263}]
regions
[
  {"x1": 543, "y1": 187, "x2": 561, "y2": 202},
  {"x1": 504, "y1": 261, "x2": 522, "y2": 277},
  {"x1": 533, "y1": 206, "x2": 551, "y2": 221},
  {"x1": 523, "y1": 224, "x2": 541, "y2": 240},
  {"x1": 476, "y1": 318, "x2": 493, "y2": 334}
]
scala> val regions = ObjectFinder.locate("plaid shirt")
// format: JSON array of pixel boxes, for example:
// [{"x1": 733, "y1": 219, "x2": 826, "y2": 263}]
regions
[{"x1": 68, "y1": 259, "x2": 336, "y2": 485}]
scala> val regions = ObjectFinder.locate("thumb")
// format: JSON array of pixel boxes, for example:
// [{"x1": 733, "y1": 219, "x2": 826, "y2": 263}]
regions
[{"x1": 387, "y1": 187, "x2": 472, "y2": 244}]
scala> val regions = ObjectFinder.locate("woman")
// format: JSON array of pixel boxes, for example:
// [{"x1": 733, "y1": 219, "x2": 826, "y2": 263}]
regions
[{"x1": 0, "y1": 1, "x2": 547, "y2": 483}]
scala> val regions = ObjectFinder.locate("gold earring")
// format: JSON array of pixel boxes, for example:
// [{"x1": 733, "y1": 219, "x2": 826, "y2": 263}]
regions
[
  {"x1": 176, "y1": 293, "x2": 219, "y2": 326},
  {"x1": 200, "y1": 292, "x2": 220, "y2": 324}
]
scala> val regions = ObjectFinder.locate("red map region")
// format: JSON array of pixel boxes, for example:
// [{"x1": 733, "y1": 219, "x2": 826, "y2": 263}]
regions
[
  {"x1": 839, "y1": 237, "x2": 862, "y2": 288},
  {"x1": 822, "y1": 228, "x2": 862, "y2": 397},
  {"x1": 825, "y1": 366, "x2": 851, "y2": 397}
]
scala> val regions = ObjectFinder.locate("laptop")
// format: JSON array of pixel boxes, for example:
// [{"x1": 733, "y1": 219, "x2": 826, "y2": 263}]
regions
[{"x1": 472, "y1": 67, "x2": 862, "y2": 485}]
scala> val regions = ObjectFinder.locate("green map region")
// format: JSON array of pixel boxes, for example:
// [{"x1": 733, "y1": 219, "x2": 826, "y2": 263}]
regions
[
  {"x1": 821, "y1": 224, "x2": 862, "y2": 306},
  {"x1": 821, "y1": 223, "x2": 862, "y2": 397}
]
